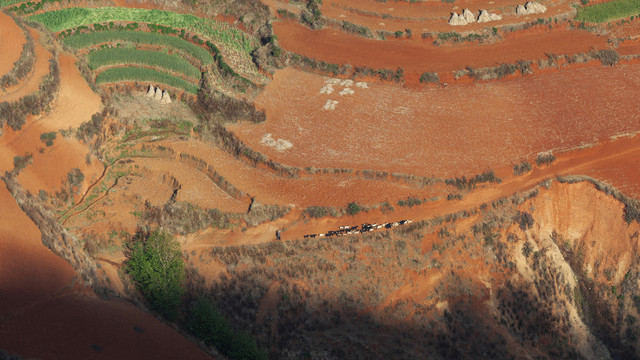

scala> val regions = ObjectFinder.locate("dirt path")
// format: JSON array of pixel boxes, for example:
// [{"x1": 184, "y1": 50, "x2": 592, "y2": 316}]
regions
[
  {"x1": 0, "y1": 29, "x2": 52, "y2": 102},
  {"x1": 0, "y1": 11, "x2": 25, "y2": 77},
  {"x1": 279, "y1": 135, "x2": 640, "y2": 240}
]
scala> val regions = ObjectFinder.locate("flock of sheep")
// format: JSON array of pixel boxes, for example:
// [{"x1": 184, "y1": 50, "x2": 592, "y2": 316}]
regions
[{"x1": 303, "y1": 220, "x2": 414, "y2": 239}]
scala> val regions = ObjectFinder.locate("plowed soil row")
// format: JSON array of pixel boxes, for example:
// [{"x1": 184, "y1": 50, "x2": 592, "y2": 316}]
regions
[
  {"x1": 273, "y1": 21, "x2": 608, "y2": 79},
  {"x1": 0, "y1": 11, "x2": 25, "y2": 77},
  {"x1": 0, "y1": 29, "x2": 52, "y2": 103},
  {"x1": 232, "y1": 64, "x2": 640, "y2": 177}
]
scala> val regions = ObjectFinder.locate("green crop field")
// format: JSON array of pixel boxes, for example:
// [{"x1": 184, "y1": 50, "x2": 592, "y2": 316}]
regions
[
  {"x1": 89, "y1": 48, "x2": 201, "y2": 81},
  {"x1": 0, "y1": 0, "x2": 28, "y2": 7},
  {"x1": 95, "y1": 66, "x2": 200, "y2": 94},
  {"x1": 62, "y1": 30, "x2": 214, "y2": 65},
  {"x1": 30, "y1": 7, "x2": 258, "y2": 54},
  {"x1": 576, "y1": 0, "x2": 640, "y2": 22}
]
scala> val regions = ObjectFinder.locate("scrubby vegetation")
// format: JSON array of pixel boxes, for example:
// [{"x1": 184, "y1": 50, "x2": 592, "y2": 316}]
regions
[
  {"x1": 0, "y1": 56, "x2": 60, "y2": 131},
  {"x1": 96, "y1": 66, "x2": 199, "y2": 94},
  {"x1": 419, "y1": 72, "x2": 439, "y2": 84},
  {"x1": 513, "y1": 161, "x2": 532, "y2": 175},
  {"x1": 124, "y1": 228, "x2": 185, "y2": 320}
]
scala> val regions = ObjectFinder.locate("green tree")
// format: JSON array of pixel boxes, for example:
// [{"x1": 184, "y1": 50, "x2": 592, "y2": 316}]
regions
[{"x1": 125, "y1": 229, "x2": 184, "y2": 320}]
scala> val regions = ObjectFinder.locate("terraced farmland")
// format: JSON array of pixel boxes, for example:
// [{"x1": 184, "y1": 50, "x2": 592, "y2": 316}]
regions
[
  {"x1": 62, "y1": 30, "x2": 214, "y2": 65},
  {"x1": 96, "y1": 66, "x2": 199, "y2": 94},
  {"x1": 88, "y1": 48, "x2": 201, "y2": 81}
]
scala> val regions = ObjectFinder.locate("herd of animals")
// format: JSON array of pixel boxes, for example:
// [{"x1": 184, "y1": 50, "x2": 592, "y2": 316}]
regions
[{"x1": 302, "y1": 220, "x2": 414, "y2": 239}]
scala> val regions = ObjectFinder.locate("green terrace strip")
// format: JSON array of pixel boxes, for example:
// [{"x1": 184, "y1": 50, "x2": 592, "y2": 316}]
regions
[
  {"x1": 0, "y1": 0, "x2": 28, "y2": 7},
  {"x1": 576, "y1": 0, "x2": 640, "y2": 22},
  {"x1": 95, "y1": 66, "x2": 200, "y2": 94},
  {"x1": 62, "y1": 30, "x2": 214, "y2": 65},
  {"x1": 89, "y1": 48, "x2": 201, "y2": 81},
  {"x1": 29, "y1": 7, "x2": 258, "y2": 54}
]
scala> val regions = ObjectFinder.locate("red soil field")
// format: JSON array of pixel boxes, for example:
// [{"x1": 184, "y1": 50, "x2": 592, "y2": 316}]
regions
[
  {"x1": 158, "y1": 139, "x2": 447, "y2": 207},
  {"x1": 319, "y1": 0, "x2": 574, "y2": 33},
  {"x1": 232, "y1": 65, "x2": 640, "y2": 177},
  {"x1": 0, "y1": 183, "x2": 76, "y2": 316},
  {"x1": 278, "y1": 133, "x2": 640, "y2": 241},
  {"x1": 273, "y1": 21, "x2": 608, "y2": 76},
  {"x1": 0, "y1": 11, "x2": 25, "y2": 77},
  {"x1": 0, "y1": 293, "x2": 212, "y2": 360},
  {"x1": 0, "y1": 54, "x2": 103, "y2": 195},
  {"x1": 0, "y1": 29, "x2": 52, "y2": 102}
]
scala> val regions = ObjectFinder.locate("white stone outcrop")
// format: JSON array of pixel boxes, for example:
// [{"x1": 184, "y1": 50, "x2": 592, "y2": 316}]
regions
[
  {"x1": 146, "y1": 85, "x2": 155, "y2": 97},
  {"x1": 477, "y1": 9, "x2": 502, "y2": 23},
  {"x1": 463, "y1": 8, "x2": 476, "y2": 23},
  {"x1": 516, "y1": 1, "x2": 547, "y2": 14},
  {"x1": 448, "y1": 12, "x2": 468, "y2": 26},
  {"x1": 154, "y1": 87, "x2": 163, "y2": 101},
  {"x1": 161, "y1": 90, "x2": 171, "y2": 104}
]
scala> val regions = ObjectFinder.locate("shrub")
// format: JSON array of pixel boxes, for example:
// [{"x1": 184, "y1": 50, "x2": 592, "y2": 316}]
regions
[
  {"x1": 536, "y1": 152, "x2": 556, "y2": 166},
  {"x1": 347, "y1": 202, "x2": 363, "y2": 215},
  {"x1": 394, "y1": 30, "x2": 404, "y2": 38},
  {"x1": 188, "y1": 298, "x2": 267, "y2": 360},
  {"x1": 513, "y1": 161, "x2": 532, "y2": 175},
  {"x1": 67, "y1": 168, "x2": 85, "y2": 186},
  {"x1": 303, "y1": 206, "x2": 337, "y2": 218},
  {"x1": 419, "y1": 72, "x2": 439, "y2": 84},
  {"x1": 514, "y1": 211, "x2": 534, "y2": 230},
  {"x1": 13, "y1": 153, "x2": 33, "y2": 172},
  {"x1": 522, "y1": 242, "x2": 533, "y2": 257},
  {"x1": 40, "y1": 131, "x2": 57, "y2": 146},
  {"x1": 124, "y1": 229, "x2": 184, "y2": 320},
  {"x1": 597, "y1": 49, "x2": 619, "y2": 66}
]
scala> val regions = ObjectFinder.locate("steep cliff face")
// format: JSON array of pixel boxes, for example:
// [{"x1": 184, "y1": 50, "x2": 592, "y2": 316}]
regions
[{"x1": 525, "y1": 181, "x2": 640, "y2": 359}]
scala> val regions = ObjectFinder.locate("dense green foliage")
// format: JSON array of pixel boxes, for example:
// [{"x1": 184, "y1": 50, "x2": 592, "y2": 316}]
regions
[
  {"x1": 576, "y1": 0, "x2": 640, "y2": 22},
  {"x1": 188, "y1": 298, "x2": 267, "y2": 360},
  {"x1": 88, "y1": 48, "x2": 201, "y2": 80},
  {"x1": 30, "y1": 7, "x2": 257, "y2": 53},
  {"x1": 63, "y1": 30, "x2": 214, "y2": 65},
  {"x1": 124, "y1": 229, "x2": 184, "y2": 320},
  {"x1": 96, "y1": 66, "x2": 199, "y2": 93}
]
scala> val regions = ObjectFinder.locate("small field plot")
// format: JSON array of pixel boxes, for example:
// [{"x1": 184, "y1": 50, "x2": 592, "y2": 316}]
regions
[
  {"x1": 230, "y1": 66, "x2": 640, "y2": 177},
  {"x1": 88, "y1": 48, "x2": 201, "y2": 81}
]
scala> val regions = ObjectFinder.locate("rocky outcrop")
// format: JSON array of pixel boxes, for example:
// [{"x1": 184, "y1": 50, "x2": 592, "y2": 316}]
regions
[
  {"x1": 161, "y1": 90, "x2": 171, "y2": 104},
  {"x1": 146, "y1": 85, "x2": 155, "y2": 97},
  {"x1": 516, "y1": 1, "x2": 547, "y2": 14},
  {"x1": 448, "y1": 12, "x2": 468, "y2": 26},
  {"x1": 463, "y1": 8, "x2": 476, "y2": 23},
  {"x1": 477, "y1": 9, "x2": 502, "y2": 22},
  {"x1": 154, "y1": 87, "x2": 163, "y2": 101}
]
